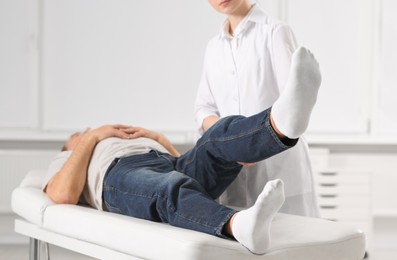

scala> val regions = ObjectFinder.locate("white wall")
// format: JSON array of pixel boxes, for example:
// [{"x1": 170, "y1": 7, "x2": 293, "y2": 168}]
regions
[
  {"x1": 0, "y1": 0, "x2": 38, "y2": 128},
  {"x1": 287, "y1": 0, "x2": 373, "y2": 134},
  {"x1": 1, "y1": 0, "x2": 396, "y2": 140},
  {"x1": 41, "y1": 0, "x2": 224, "y2": 132},
  {"x1": 378, "y1": 0, "x2": 397, "y2": 134},
  {"x1": 0, "y1": 0, "x2": 225, "y2": 133}
]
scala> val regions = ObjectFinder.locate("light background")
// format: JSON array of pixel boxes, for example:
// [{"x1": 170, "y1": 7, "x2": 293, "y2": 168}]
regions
[{"x1": 0, "y1": 0, "x2": 397, "y2": 140}]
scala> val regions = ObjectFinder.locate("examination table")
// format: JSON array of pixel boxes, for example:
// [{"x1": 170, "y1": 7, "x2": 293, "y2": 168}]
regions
[{"x1": 12, "y1": 170, "x2": 366, "y2": 260}]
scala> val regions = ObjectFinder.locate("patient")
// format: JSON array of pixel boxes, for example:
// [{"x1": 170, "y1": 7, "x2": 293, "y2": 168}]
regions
[{"x1": 43, "y1": 47, "x2": 321, "y2": 255}]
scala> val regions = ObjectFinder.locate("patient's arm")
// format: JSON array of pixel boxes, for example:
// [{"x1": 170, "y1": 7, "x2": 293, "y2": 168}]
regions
[
  {"x1": 128, "y1": 127, "x2": 181, "y2": 157},
  {"x1": 46, "y1": 125, "x2": 132, "y2": 204}
]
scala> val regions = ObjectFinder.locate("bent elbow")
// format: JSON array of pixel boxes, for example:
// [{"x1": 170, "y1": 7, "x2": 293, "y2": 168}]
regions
[
  {"x1": 46, "y1": 188, "x2": 79, "y2": 205},
  {"x1": 51, "y1": 194, "x2": 79, "y2": 205}
]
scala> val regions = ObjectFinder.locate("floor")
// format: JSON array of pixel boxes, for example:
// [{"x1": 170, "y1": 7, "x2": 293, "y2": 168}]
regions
[
  {"x1": 0, "y1": 244, "x2": 94, "y2": 260},
  {"x1": 0, "y1": 244, "x2": 396, "y2": 260}
]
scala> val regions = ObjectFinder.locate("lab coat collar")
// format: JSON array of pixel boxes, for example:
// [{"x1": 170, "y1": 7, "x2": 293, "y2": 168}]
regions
[{"x1": 219, "y1": 4, "x2": 268, "y2": 40}]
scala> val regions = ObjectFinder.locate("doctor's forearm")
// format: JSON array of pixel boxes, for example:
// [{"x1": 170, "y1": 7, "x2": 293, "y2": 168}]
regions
[{"x1": 202, "y1": 115, "x2": 220, "y2": 132}]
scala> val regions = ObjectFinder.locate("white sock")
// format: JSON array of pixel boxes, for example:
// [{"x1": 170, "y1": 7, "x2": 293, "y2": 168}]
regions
[
  {"x1": 271, "y1": 47, "x2": 322, "y2": 138},
  {"x1": 231, "y1": 179, "x2": 285, "y2": 255}
]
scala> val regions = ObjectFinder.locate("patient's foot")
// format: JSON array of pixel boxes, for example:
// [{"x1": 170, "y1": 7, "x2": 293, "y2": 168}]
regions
[
  {"x1": 271, "y1": 47, "x2": 322, "y2": 138},
  {"x1": 231, "y1": 179, "x2": 285, "y2": 254}
]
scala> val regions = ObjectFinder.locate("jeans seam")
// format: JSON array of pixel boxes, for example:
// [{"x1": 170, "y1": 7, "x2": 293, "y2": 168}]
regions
[
  {"x1": 104, "y1": 201, "x2": 122, "y2": 213},
  {"x1": 182, "y1": 120, "x2": 273, "y2": 170},
  {"x1": 192, "y1": 125, "x2": 261, "y2": 160},
  {"x1": 105, "y1": 187, "x2": 216, "y2": 229},
  {"x1": 152, "y1": 150, "x2": 175, "y2": 166},
  {"x1": 154, "y1": 194, "x2": 213, "y2": 228},
  {"x1": 171, "y1": 206, "x2": 219, "y2": 229},
  {"x1": 104, "y1": 185, "x2": 159, "y2": 204},
  {"x1": 160, "y1": 154, "x2": 175, "y2": 165}
]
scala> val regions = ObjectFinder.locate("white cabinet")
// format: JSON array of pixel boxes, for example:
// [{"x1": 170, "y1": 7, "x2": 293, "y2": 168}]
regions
[
  {"x1": 310, "y1": 149, "x2": 373, "y2": 251},
  {"x1": 314, "y1": 170, "x2": 373, "y2": 251}
]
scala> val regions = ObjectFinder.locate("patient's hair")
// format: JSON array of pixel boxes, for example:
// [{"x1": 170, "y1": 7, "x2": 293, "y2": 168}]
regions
[{"x1": 61, "y1": 144, "x2": 68, "y2": 152}]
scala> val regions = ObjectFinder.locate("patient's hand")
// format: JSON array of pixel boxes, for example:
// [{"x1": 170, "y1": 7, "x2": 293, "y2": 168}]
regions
[
  {"x1": 125, "y1": 126, "x2": 181, "y2": 157},
  {"x1": 87, "y1": 125, "x2": 133, "y2": 143},
  {"x1": 125, "y1": 126, "x2": 158, "y2": 140}
]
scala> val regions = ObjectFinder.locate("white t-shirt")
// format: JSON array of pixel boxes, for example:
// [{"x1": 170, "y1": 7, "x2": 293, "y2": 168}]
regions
[
  {"x1": 194, "y1": 4, "x2": 319, "y2": 217},
  {"x1": 43, "y1": 137, "x2": 168, "y2": 210}
]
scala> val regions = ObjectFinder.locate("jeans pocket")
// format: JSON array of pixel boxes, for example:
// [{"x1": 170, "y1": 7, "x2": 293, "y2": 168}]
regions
[{"x1": 104, "y1": 200, "x2": 122, "y2": 214}]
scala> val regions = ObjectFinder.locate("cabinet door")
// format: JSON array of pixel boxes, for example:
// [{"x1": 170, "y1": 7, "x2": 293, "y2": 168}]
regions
[
  {"x1": 0, "y1": 0, "x2": 38, "y2": 128},
  {"x1": 379, "y1": 0, "x2": 397, "y2": 134},
  {"x1": 286, "y1": 0, "x2": 373, "y2": 134}
]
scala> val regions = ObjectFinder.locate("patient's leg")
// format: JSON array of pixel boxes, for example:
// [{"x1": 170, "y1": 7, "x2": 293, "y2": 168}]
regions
[
  {"x1": 103, "y1": 153, "x2": 283, "y2": 254},
  {"x1": 176, "y1": 47, "x2": 321, "y2": 199},
  {"x1": 228, "y1": 179, "x2": 285, "y2": 255},
  {"x1": 103, "y1": 155, "x2": 238, "y2": 238},
  {"x1": 176, "y1": 108, "x2": 292, "y2": 199}
]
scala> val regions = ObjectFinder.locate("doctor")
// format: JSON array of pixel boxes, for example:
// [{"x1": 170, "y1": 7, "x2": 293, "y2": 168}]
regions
[{"x1": 195, "y1": 0, "x2": 319, "y2": 216}]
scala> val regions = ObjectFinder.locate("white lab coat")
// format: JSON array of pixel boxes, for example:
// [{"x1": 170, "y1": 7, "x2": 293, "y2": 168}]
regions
[{"x1": 194, "y1": 4, "x2": 319, "y2": 217}]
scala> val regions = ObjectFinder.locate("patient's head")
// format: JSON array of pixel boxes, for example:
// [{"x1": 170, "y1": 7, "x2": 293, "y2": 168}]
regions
[{"x1": 61, "y1": 132, "x2": 83, "y2": 151}]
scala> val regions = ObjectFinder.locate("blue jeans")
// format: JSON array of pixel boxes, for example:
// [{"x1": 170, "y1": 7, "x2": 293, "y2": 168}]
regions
[{"x1": 102, "y1": 107, "x2": 296, "y2": 238}]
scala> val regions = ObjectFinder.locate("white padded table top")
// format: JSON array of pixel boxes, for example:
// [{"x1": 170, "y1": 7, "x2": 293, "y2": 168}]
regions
[{"x1": 12, "y1": 170, "x2": 366, "y2": 260}]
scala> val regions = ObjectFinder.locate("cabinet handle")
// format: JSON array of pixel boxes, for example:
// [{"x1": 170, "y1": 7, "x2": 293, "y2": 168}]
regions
[
  {"x1": 320, "y1": 194, "x2": 338, "y2": 198},
  {"x1": 325, "y1": 218, "x2": 338, "y2": 222},
  {"x1": 320, "y1": 172, "x2": 338, "y2": 176},
  {"x1": 320, "y1": 205, "x2": 338, "y2": 209},
  {"x1": 319, "y1": 183, "x2": 338, "y2": 187}
]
